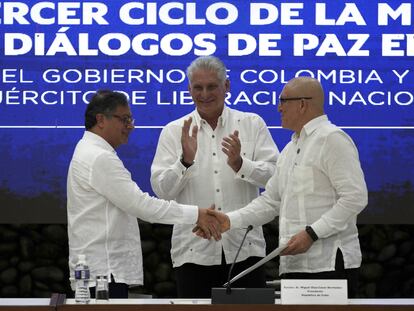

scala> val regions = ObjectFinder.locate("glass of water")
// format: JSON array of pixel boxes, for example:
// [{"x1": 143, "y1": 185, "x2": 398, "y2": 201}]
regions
[{"x1": 95, "y1": 275, "x2": 109, "y2": 302}]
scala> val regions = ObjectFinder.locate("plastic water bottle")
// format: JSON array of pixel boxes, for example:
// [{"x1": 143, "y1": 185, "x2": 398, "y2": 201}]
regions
[{"x1": 74, "y1": 254, "x2": 90, "y2": 304}]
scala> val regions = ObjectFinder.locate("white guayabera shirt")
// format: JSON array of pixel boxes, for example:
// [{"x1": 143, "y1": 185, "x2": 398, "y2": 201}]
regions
[
  {"x1": 67, "y1": 131, "x2": 198, "y2": 289},
  {"x1": 228, "y1": 115, "x2": 368, "y2": 274},
  {"x1": 151, "y1": 106, "x2": 279, "y2": 267}
]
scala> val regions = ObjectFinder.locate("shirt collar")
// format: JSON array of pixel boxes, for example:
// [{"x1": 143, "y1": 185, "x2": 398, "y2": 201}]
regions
[
  {"x1": 193, "y1": 106, "x2": 227, "y2": 130},
  {"x1": 291, "y1": 115, "x2": 330, "y2": 142},
  {"x1": 83, "y1": 131, "x2": 116, "y2": 154}
]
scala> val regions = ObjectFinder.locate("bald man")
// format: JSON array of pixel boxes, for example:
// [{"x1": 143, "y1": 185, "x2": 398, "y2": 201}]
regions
[{"x1": 205, "y1": 77, "x2": 368, "y2": 298}]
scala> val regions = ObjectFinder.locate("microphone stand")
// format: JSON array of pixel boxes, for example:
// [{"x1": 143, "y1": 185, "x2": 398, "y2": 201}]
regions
[
  {"x1": 225, "y1": 225, "x2": 252, "y2": 294},
  {"x1": 211, "y1": 225, "x2": 275, "y2": 304}
]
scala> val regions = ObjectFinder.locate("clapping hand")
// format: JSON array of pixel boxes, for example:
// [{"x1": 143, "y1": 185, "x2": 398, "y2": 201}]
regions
[
  {"x1": 222, "y1": 130, "x2": 242, "y2": 172},
  {"x1": 181, "y1": 117, "x2": 198, "y2": 165}
]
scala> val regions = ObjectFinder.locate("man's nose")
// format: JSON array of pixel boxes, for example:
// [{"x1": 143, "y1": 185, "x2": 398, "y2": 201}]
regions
[
  {"x1": 277, "y1": 103, "x2": 282, "y2": 112},
  {"x1": 200, "y1": 88, "x2": 209, "y2": 98}
]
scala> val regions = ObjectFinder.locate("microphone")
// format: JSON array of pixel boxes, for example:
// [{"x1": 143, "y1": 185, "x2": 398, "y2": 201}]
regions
[
  {"x1": 211, "y1": 224, "x2": 275, "y2": 304},
  {"x1": 225, "y1": 225, "x2": 253, "y2": 294}
]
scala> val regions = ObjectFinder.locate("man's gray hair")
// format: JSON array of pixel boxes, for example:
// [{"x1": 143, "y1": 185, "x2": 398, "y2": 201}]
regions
[{"x1": 186, "y1": 56, "x2": 228, "y2": 84}]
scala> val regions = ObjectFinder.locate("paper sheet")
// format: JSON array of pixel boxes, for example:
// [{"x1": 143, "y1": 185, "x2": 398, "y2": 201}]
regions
[{"x1": 223, "y1": 244, "x2": 287, "y2": 287}]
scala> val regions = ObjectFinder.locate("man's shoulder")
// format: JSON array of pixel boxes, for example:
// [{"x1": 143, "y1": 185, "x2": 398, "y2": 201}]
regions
[
  {"x1": 164, "y1": 112, "x2": 193, "y2": 128},
  {"x1": 318, "y1": 123, "x2": 355, "y2": 146},
  {"x1": 73, "y1": 138, "x2": 114, "y2": 165},
  {"x1": 320, "y1": 122, "x2": 346, "y2": 137},
  {"x1": 321, "y1": 122, "x2": 340, "y2": 133},
  {"x1": 227, "y1": 107, "x2": 264, "y2": 123}
]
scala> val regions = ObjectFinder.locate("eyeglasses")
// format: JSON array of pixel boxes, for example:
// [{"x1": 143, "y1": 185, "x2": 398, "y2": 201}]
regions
[
  {"x1": 279, "y1": 97, "x2": 312, "y2": 105},
  {"x1": 111, "y1": 114, "x2": 135, "y2": 126}
]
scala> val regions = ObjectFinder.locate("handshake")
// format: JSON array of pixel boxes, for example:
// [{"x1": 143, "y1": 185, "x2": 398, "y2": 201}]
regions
[
  {"x1": 195, "y1": 205, "x2": 230, "y2": 241},
  {"x1": 194, "y1": 205, "x2": 313, "y2": 257}
]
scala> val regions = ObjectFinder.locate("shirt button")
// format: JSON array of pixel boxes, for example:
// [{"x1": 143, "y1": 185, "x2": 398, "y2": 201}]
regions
[
  {"x1": 297, "y1": 148, "x2": 300, "y2": 154},
  {"x1": 214, "y1": 170, "x2": 218, "y2": 174},
  {"x1": 216, "y1": 189, "x2": 220, "y2": 192},
  {"x1": 241, "y1": 174, "x2": 245, "y2": 178},
  {"x1": 212, "y1": 135, "x2": 215, "y2": 138},
  {"x1": 213, "y1": 152, "x2": 216, "y2": 156},
  {"x1": 218, "y1": 207, "x2": 222, "y2": 211}
]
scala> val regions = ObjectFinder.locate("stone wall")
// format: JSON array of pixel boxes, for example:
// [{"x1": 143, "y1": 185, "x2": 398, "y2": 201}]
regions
[
  {"x1": 0, "y1": 223, "x2": 413, "y2": 298},
  {"x1": 0, "y1": 224, "x2": 71, "y2": 297}
]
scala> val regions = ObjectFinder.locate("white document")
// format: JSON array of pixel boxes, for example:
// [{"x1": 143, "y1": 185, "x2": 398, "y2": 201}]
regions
[{"x1": 223, "y1": 244, "x2": 287, "y2": 287}]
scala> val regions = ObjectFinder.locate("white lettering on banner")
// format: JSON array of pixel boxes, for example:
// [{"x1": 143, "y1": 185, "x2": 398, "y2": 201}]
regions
[
  {"x1": 378, "y1": 3, "x2": 412, "y2": 26},
  {"x1": 293, "y1": 33, "x2": 370, "y2": 56},
  {"x1": 0, "y1": 2, "x2": 109, "y2": 25},
  {"x1": 249, "y1": 3, "x2": 304, "y2": 25},
  {"x1": 1, "y1": 89, "x2": 413, "y2": 107},
  {"x1": 2, "y1": 68, "x2": 393, "y2": 86},
  {"x1": 315, "y1": 3, "x2": 366, "y2": 25},
  {"x1": 224, "y1": 91, "x2": 279, "y2": 106},
  {"x1": 241, "y1": 70, "x2": 284, "y2": 84},
  {"x1": 239, "y1": 69, "x2": 384, "y2": 84},
  {"x1": 0, "y1": 89, "x2": 86, "y2": 105},
  {"x1": 4, "y1": 31, "x2": 217, "y2": 56},
  {"x1": 230, "y1": 91, "x2": 279, "y2": 106},
  {"x1": 0, "y1": 2, "x2": 412, "y2": 59},
  {"x1": 156, "y1": 91, "x2": 280, "y2": 106},
  {"x1": 1, "y1": 67, "x2": 411, "y2": 109},
  {"x1": 330, "y1": 91, "x2": 414, "y2": 106},
  {"x1": 157, "y1": 91, "x2": 193, "y2": 105},
  {"x1": 0, "y1": 90, "x2": 148, "y2": 106},
  {"x1": 3, "y1": 67, "x2": 398, "y2": 86},
  {"x1": 295, "y1": 69, "x2": 383, "y2": 84},
  {"x1": 41, "y1": 69, "x2": 187, "y2": 84},
  {"x1": 382, "y1": 34, "x2": 414, "y2": 56},
  {"x1": 228, "y1": 33, "x2": 282, "y2": 56},
  {"x1": 130, "y1": 91, "x2": 147, "y2": 105},
  {"x1": 2, "y1": 69, "x2": 33, "y2": 83},
  {"x1": 119, "y1": 2, "x2": 238, "y2": 25},
  {"x1": 392, "y1": 69, "x2": 410, "y2": 83}
]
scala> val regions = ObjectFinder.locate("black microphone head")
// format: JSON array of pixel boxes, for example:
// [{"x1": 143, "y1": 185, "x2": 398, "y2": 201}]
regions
[{"x1": 247, "y1": 225, "x2": 253, "y2": 231}]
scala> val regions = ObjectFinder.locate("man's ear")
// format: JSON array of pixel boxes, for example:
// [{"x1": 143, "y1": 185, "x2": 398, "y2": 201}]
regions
[
  {"x1": 95, "y1": 113, "x2": 106, "y2": 128},
  {"x1": 299, "y1": 99, "x2": 307, "y2": 115},
  {"x1": 301, "y1": 99, "x2": 307, "y2": 110}
]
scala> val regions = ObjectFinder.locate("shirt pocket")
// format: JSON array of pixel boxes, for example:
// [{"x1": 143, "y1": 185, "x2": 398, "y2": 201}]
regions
[
  {"x1": 240, "y1": 141, "x2": 254, "y2": 160},
  {"x1": 291, "y1": 165, "x2": 314, "y2": 195}
]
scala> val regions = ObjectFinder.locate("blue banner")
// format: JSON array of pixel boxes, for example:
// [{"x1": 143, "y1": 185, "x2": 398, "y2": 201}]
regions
[{"x1": 0, "y1": 0, "x2": 413, "y2": 223}]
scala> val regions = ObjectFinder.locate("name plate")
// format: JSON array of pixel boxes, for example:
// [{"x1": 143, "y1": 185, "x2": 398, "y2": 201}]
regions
[{"x1": 281, "y1": 279, "x2": 347, "y2": 305}]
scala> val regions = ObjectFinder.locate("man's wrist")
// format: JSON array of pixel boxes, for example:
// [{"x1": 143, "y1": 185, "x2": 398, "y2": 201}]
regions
[
  {"x1": 305, "y1": 225, "x2": 319, "y2": 241},
  {"x1": 180, "y1": 155, "x2": 194, "y2": 168},
  {"x1": 234, "y1": 157, "x2": 243, "y2": 172}
]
